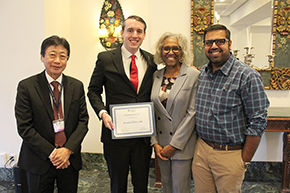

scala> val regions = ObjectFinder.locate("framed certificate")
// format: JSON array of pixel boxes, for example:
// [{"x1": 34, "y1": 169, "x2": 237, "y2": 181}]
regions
[{"x1": 110, "y1": 102, "x2": 156, "y2": 139}]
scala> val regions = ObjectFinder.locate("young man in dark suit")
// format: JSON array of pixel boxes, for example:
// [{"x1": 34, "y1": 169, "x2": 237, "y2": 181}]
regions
[
  {"x1": 15, "y1": 35, "x2": 89, "y2": 192},
  {"x1": 88, "y1": 15, "x2": 157, "y2": 193}
]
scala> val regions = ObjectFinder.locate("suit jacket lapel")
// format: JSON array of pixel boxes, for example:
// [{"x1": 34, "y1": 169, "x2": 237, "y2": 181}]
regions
[
  {"x1": 139, "y1": 49, "x2": 155, "y2": 92},
  {"x1": 111, "y1": 47, "x2": 134, "y2": 90},
  {"x1": 63, "y1": 75, "x2": 73, "y2": 120},
  {"x1": 36, "y1": 71, "x2": 54, "y2": 120},
  {"x1": 152, "y1": 68, "x2": 171, "y2": 118},
  {"x1": 166, "y1": 64, "x2": 188, "y2": 113}
]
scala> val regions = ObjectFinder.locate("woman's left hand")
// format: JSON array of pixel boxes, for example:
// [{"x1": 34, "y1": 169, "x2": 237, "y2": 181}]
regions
[
  {"x1": 154, "y1": 144, "x2": 169, "y2": 161},
  {"x1": 160, "y1": 145, "x2": 176, "y2": 159}
]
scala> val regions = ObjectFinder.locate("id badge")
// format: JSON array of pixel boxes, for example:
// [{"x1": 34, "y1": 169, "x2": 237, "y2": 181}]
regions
[{"x1": 53, "y1": 119, "x2": 65, "y2": 133}]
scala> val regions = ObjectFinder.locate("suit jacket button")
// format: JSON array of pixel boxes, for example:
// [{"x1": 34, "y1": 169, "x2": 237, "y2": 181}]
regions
[
  {"x1": 170, "y1": 132, "x2": 173, "y2": 135},
  {"x1": 158, "y1": 117, "x2": 161, "y2": 120},
  {"x1": 159, "y1": 131, "x2": 162, "y2": 134}
]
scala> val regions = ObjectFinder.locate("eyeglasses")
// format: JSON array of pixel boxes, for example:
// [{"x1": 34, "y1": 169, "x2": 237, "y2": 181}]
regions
[
  {"x1": 162, "y1": 46, "x2": 181, "y2": 54},
  {"x1": 204, "y1": 39, "x2": 229, "y2": 46},
  {"x1": 46, "y1": 52, "x2": 68, "y2": 61}
]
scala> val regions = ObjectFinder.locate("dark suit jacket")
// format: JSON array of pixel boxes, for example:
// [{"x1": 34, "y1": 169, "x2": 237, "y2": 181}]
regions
[
  {"x1": 88, "y1": 46, "x2": 157, "y2": 146},
  {"x1": 15, "y1": 71, "x2": 89, "y2": 175}
]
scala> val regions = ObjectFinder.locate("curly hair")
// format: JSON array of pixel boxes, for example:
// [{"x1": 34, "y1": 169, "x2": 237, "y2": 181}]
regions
[{"x1": 154, "y1": 32, "x2": 192, "y2": 66}]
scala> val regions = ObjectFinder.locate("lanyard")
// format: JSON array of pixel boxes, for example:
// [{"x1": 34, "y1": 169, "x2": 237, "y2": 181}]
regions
[{"x1": 47, "y1": 81, "x2": 63, "y2": 118}]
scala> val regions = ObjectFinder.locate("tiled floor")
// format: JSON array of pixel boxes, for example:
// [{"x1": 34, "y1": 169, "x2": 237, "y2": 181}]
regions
[
  {"x1": 0, "y1": 168, "x2": 281, "y2": 193},
  {"x1": 0, "y1": 154, "x2": 283, "y2": 192}
]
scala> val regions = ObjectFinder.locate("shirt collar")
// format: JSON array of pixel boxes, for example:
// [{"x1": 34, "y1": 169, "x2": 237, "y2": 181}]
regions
[
  {"x1": 121, "y1": 45, "x2": 141, "y2": 59},
  {"x1": 45, "y1": 71, "x2": 63, "y2": 85},
  {"x1": 205, "y1": 52, "x2": 234, "y2": 76}
]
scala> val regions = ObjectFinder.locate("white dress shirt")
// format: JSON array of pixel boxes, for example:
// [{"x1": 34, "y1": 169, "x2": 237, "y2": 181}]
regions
[
  {"x1": 45, "y1": 71, "x2": 64, "y2": 116},
  {"x1": 121, "y1": 45, "x2": 148, "y2": 92}
]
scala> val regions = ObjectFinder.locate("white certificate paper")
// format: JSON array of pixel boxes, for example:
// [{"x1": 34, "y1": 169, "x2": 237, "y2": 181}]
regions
[{"x1": 110, "y1": 102, "x2": 156, "y2": 139}]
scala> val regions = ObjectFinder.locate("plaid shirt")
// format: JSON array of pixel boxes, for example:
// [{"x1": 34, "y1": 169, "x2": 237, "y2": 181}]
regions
[{"x1": 196, "y1": 54, "x2": 270, "y2": 145}]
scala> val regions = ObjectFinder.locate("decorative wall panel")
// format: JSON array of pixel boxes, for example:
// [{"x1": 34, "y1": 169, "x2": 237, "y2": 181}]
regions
[
  {"x1": 191, "y1": 0, "x2": 214, "y2": 67},
  {"x1": 270, "y1": 0, "x2": 290, "y2": 90}
]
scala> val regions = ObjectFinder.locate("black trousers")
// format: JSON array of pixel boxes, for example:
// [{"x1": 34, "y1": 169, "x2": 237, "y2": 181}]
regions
[
  {"x1": 104, "y1": 139, "x2": 152, "y2": 193},
  {"x1": 25, "y1": 164, "x2": 79, "y2": 193}
]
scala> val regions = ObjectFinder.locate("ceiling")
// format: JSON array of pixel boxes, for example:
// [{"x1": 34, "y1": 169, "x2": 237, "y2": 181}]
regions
[
  {"x1": 214, "y1": 0, "x2": 249, "y2": 16},
  {"x1": 214, "y1": 0, "x2": 272, "y2": 26}
]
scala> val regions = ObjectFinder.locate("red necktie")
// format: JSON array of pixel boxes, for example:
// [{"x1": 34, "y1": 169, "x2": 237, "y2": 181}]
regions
[
  {"x1": 51, "y1": 81, "x2": 66, "y2": 147},
  {"x1": 130, "y1": 55, "x2": 138, "y2": 91}
]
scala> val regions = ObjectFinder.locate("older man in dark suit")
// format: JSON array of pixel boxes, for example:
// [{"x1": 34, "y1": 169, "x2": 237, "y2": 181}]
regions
[
  {"x1": 15, "y1": 35, "x2": 89, "y2": 193},
  {"x1": 88, "y1": 15, "x2": 157, "y2": 193}
]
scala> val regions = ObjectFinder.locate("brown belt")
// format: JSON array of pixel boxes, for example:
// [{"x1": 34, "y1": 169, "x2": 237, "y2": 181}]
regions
[{"x1": 202, "y1": 138, "x2": 243, "y2": 151}]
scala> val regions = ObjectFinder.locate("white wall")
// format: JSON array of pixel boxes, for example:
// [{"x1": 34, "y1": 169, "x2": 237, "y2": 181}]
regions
[
  {"x1": 0, "y1": 1, "x2": 45, "y2": 162},
  {"x1": 0, "y1": 0, "x2": 289, "y2": 163}
]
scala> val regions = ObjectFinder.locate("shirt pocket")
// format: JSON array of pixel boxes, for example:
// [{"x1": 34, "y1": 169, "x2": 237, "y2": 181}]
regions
[{"x1": 212, "y1": 87, "x2": 242, "y2": 115}]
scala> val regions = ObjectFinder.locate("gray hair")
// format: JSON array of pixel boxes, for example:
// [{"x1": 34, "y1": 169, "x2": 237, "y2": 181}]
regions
[{"x1": 154, "y1": 32, "x2": 192, "y2": 66}]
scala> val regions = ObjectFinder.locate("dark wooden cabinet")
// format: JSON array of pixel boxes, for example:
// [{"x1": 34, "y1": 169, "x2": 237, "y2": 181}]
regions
[{"x1": 266, "y1": 107, "x2": 290, "y2": 193}]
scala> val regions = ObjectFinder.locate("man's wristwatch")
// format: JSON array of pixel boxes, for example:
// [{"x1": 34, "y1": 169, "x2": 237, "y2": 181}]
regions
[{"x1": 244, "y1": 161, "x2": 251, "y2": 169}]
